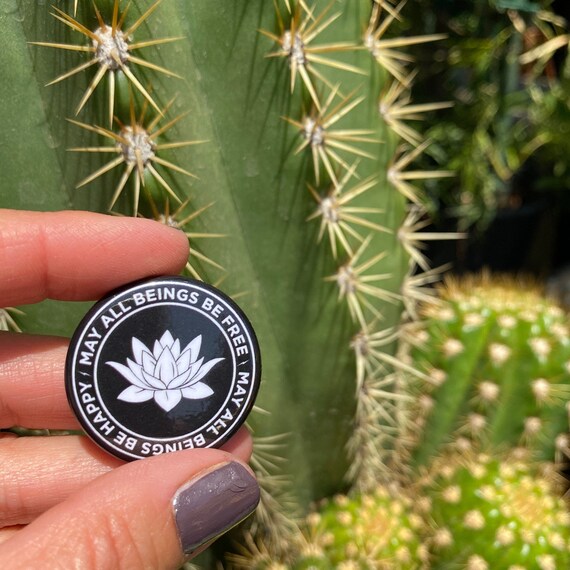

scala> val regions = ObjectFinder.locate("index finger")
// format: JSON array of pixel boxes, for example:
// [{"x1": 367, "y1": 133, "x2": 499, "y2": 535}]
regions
[{"x1": 0, "y1": 210, "x2": 189, "y2": 307}]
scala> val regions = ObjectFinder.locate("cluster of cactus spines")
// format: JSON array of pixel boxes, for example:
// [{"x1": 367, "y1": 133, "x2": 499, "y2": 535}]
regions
[
  {"x1": 364, "y1": 2, "x2": 448, "y2": 86},
  {"x1": 418, "y1": 451, "x2": 570, "y2": 569},
  {"x1": 69, "y1": 98, "x2": 205, "y2": 215},
  {"x1": 301, "y1": 488, "x2": 427, "y2": 569},
  {"x1": 378, "y1": 78, "x2": 452, "y2": 147},
  {"x1": 261, "y1": 2, "x2": 367, "y2": 112},
  {"x1": 146, "y1": 198, "x2": 227, "y2": 282},
  {"x1": 386, "y1": 141, "x2": 455, "y2": 207},
  {"x1": 0, "y1": 308, "x2": 23, "y2": 333},
  {"x1": 306, "y1": 165, "x2": 388, "y2": 259},
  {"x1": 399, "y1": 274, "x2": 570, "y2": 468},
  {"x1": 32, "y1": 1, "x2": 181, "y2": 125},
  {"x1": 398, "y1": 206, "x2": 464, "y2": 274}
]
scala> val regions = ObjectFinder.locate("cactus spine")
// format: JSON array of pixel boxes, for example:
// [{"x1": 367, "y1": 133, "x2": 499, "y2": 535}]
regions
[{"x1": 0, "y1": 309, "x2": 23, "y2": 333}]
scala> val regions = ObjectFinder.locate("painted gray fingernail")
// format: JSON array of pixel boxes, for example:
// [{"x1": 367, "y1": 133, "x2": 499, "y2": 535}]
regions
[{"x1": 173, "y1": 462, "x2": 260, "y2": 554}]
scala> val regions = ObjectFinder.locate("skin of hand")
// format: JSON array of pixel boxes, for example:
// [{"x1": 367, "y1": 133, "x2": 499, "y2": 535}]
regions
[{"x1": 0, "y1": 209, "x2": 260, "y2": 569}]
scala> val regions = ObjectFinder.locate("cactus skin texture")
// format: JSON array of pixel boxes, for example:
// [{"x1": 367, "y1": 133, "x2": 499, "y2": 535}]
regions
[
  {"x1": 418, "y1": 451, "x2": 570, "y2": 570},
  {"x1": 401, "y1": 274, "x2": 570, "y2": 467}
]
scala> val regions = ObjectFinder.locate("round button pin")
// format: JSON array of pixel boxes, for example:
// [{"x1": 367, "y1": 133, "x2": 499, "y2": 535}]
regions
[{"x1": 65, "y1": 276, "x2": 261, "y2": 461}]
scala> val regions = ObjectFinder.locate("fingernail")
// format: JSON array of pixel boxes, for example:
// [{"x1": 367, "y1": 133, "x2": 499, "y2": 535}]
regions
[{"x1": 173, "y1": 462, "x2": 260, "y2": 554}]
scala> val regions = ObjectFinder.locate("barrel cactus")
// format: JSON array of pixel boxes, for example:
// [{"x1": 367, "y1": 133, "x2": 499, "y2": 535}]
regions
[
  {"x1": 229, "y1": 487, "x2": 428, "y2": 568},
  {"x1": 1, "y1": 0, "x2": 461, "y2": 566},
  {"x1": 399, "y1": 274, "x2": 570, "y2": 468},
  {"x1": 418, "y1": 450, "x2": 570, "y2": 569},
  {"x1": 231, "y1": 449, "x2": 570, "y2": 569}
]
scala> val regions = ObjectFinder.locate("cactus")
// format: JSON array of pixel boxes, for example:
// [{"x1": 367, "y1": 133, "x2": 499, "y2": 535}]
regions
[
  {"x1": 1, "y1": 0, "x2": 445, "y2": 485},
  {"x1": 398, "y1": 274, "x2": 570, "y2": 469},
  {"x1": 231, "y1": 449, "x2": 570, "y2": 569},
  {"x1": 229, "y1": 488, "x2": 427, "y2": 568},
  {"x1": 418, "y1": 450, "x2": 570, "y2": 569},
  {"x1": 0, "y1": 0, "x2": 462, "y2": 566},
  {"x1": 300, "y1": 489, "x2": 427, "y2": 568}
]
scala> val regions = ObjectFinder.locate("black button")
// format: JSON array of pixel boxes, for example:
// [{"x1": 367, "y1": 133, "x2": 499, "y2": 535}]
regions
[{"x1": 65, "y1": 276, "x2": 261, "y2": 461}]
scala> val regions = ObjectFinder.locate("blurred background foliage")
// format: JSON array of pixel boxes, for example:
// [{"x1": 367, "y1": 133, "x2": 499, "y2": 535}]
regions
[{"x1": 390, "y1": 0, "x2": 570, "y2": 283}]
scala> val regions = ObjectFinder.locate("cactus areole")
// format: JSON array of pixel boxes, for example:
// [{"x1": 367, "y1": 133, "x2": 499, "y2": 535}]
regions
[{"x1": 65, "y1": 276, "x2": 261, "y2": 461}]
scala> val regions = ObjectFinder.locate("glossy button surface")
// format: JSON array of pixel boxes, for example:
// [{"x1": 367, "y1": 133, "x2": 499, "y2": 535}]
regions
[{"x1": 65, "y1": 276, "x2": 261, "y2": 461}]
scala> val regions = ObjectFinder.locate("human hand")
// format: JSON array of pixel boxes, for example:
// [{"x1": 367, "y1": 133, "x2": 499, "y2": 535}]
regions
[{"x1": 0, "y1": 210, "x2": 259, "y2": 569}]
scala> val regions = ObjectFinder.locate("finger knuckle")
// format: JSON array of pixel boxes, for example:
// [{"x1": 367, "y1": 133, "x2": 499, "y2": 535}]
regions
[{"x1": 74, "y1": 510, "x2": 162, "y2": 569}]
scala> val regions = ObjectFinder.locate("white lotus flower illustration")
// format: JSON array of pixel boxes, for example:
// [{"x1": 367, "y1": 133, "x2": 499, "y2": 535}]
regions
[{"x1": 107, "y1": 331, "x2": 223, "y2": 412}]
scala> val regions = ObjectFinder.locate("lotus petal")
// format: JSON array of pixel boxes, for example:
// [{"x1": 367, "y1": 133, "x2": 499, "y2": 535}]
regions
[
  {"x1": 169, "y1": 357, "x2": 204, "y2": 389},
  {"x1": 189, "y1": 357, "x2": 225, "y2": 384},
  {"x1": 126, "y1": 358, "x2": 147, "y2": 385},
  {"x1": 142, "y1": 368, "x2": 167, "y2": 390},
  {"x1": 132, "y1": 337, "x2": 152, "y2": 366},
  {"x1": 171, "y1": 338, "x2": 181, "y2": 359},
  {"x1": 183, "y1": 335, "x2": 202, "y2": 364},
  {"x1": 155, "y1": 346, "x2": 177, "y2": 383},
  {"x1": 159, "y1": 330, "x2": 175, "y2": 349},
  {"x1": 117, "y1": 385, "x2": 154, "y2": 403},
  {"x1": 181, "y1": 382, "x2": 214, "y2": 399},
  {"x1": 167, "y1": 367, "x2": 192, "y2": 390},
  {"x1": 107, "y1": 361, "x2": 149, "y2": 389},
  {"x1": 141, "y1": 350, "x2": 156, "y2": 375},
  {"x1": 154, "y1": 389, "x2": 182, "y2": 412},
  {"x1": 127, "y1": 357, "x2": 140, "y2": 374},
  {"x1": 153, "y1": 339, "x2": 162, "y2": 359},
  {"x1": 176, "y1": 347, "x2": 192, "y2": 371},
  {"x1": 186, "y1": 356, "x2": 205, "y2": 382}
]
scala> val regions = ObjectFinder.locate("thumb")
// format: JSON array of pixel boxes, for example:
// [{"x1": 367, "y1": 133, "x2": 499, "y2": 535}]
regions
[{"x1": 0, "y1": 448, "x2": 260, "y2": 569}]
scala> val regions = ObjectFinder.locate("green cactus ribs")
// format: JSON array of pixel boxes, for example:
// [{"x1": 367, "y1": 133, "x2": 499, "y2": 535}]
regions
[{"x1": 401, "y1": 273, "x2": 570, "y2": 468}]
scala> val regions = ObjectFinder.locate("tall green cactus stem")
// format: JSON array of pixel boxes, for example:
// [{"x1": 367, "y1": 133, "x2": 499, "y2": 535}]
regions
[
  {"x1": 0, "y1": 0, "x2": 457, "y2": 560},
  {"x1": 419, "y1": 451, "x2": 570, "y2": 569},
  {"x1": 400, "y1": 274, "x2": 570, "y2": 468}
]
